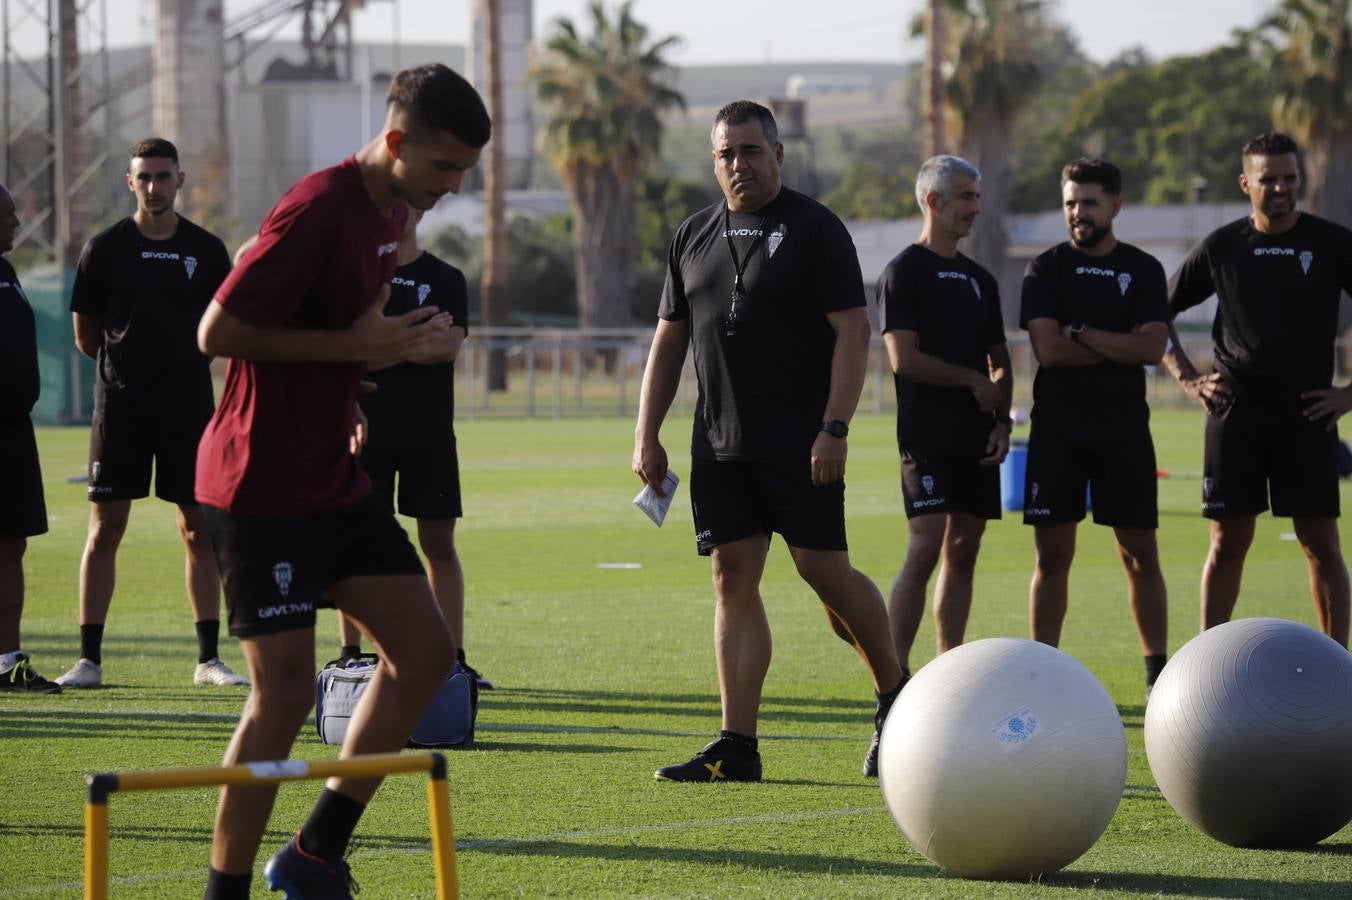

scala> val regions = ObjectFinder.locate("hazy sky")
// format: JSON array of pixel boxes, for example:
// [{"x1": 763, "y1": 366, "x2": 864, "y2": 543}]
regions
[{"x1": 84, "y1": 1, "x2": 1274, "y2": 67}]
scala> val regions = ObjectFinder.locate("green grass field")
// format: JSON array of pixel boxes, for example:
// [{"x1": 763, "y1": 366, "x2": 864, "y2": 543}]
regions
[{"x1": 2, "y1": 411, "x2": 1350, "y2": 898}]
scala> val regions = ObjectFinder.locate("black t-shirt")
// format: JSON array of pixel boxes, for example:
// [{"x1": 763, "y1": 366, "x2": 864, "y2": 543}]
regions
[
  {"x1": 659, "y1": 188, "x2": 865, "y2": 460},
  {"x1": 1169, "y1": 213, "x2": 1352, "y2": 403},
  {"x1": 0, "y1": 259, "x2": 38, "y2": 418},
  {"x1": 1021, "y1": 241, "x2": 1169, "y2": 420},
  {"x1": 877, "y1": 244, "x2": 1004, "y2": 453},
  {"x1": 359, "y1": 251, "x2": 468, "y2": 448},
  {"x1": 69, "y1": 216, "x2": 231, "y2": 398}
]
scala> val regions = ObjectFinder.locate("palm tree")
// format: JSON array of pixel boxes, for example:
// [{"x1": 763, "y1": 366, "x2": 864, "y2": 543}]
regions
[
  {"x1": 480, "y1": 0, "x2": 509, "y2": 390},
  {"x1": 923, "y1": 0, "x2": 947, "y2": 158},
  {"x1": 530, "y1": 1, "x2": 683, "y2": 329},
  {"x1": 1253, "y1": 0, "x2": 1352, "y2": 226},
  {"x1": 915, "y1": 0, "x2": 1045, "y2": 274}
]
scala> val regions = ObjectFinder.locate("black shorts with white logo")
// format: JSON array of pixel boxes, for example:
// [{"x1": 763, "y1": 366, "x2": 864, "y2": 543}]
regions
[
  {"x1": 359, "y1": 442, "x2": 462, "y2": 519},
  {"x1": 0, "y1": 416, "x2": 48, "y2": 538},
  {"x1": 900, "y1": 446, "x2": 1001, "y2": 521},
  {"x1": 1022, "y1": 413, "x2": 1158, "y2": 529},
  {"x1": 1202, "y1": 396, "x2": 1338, "y2": 519},
  {"x1": 203, "y1": 492, "x2": 425, "y2": 637},
  {"x1": 689, "y1": 453, "x2": 847, "y2": 556},
  {"x1": 88, "y1": 388, "x2": 213, "y2": 504}
]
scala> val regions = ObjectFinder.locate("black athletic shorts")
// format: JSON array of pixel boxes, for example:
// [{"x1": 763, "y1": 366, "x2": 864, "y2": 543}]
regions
[
  {"x1": 88, "y1": 389, "x2": 213, "y2": 504},
  {"x1": 1022, "y1": 414, "x2": 1158, "y2": 529},
  {"x1": 0, "y1": 416, "x2": 47, "y2": 538},
  {"x1": 203, "y1": 491, "x2": 426, "y2": 637},
  {"x1": 359, "y1": 442, "x2": 462, "y2": 519},
  {"x1": 899, "y1": 446, "x2": 1001, "y2": 521},
  {"x1": 1202, "y1": 396, "x2": 1339, "y2": 519},
  {"x1": 689, "y1": 453, "x2": 847, "y2": 556}
]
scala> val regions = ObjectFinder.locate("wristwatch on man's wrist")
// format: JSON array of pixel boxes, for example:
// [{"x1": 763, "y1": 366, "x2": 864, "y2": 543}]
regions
[
  {"x1": 996, "y1": 414, "x2": 1013, "y2": 428},
  {"x1": 820, "y1": 419, "x2": 849, "y2": 439},
  {"x1": 1068, "y1": 323, "x2": 1086, "y2": 342}
]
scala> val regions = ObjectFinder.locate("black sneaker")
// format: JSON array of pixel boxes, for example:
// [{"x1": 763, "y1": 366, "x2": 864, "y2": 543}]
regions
[
  {"x1": 462, "y1": 662, "x2": 494, "y2": 691},
  {"x1": 263, "y1": 833, "x2": 358, "y2": 899},
  {"x1": 0, "y1": 654, "x2": 62, "y2": 694},
  {"x1": 863, "y1": 669, "x2": 910, "y2": 778},
  {"x1": 654, "y1": 738, "x2": 762, "y2": 782}
]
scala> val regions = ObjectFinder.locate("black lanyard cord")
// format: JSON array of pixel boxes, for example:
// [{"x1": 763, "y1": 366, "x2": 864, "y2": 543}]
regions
[{"x1": 723, "y1": 204, "x2": 771, "y2": 295}]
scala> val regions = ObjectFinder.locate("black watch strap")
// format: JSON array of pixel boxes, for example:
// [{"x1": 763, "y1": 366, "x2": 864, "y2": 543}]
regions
[{"x1": 820, "y1": 419, "x2": 849, "y2": 438}]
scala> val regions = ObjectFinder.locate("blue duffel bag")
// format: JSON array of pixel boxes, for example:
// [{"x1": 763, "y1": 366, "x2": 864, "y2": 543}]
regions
[{"x1": 315, "y1": 653, "x2": 478, "y2": 749}]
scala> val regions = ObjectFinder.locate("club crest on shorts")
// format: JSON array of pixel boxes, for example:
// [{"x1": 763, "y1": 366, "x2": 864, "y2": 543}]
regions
[
  {"x1": 921, "y1": 474, "x2": 935, "y2": 496},
  {"x1": 272, "y1": 561, "x2": 294, "y2": 598},
  {"x1": 184, "y1": 256, "x2": 197, "y2": 279},
  {"x1": 417, "y1": 283, "x2": 432, "y2": 305},
  {"x1": 767, "y1": 229, "x2": 785, "y2": 258},
  {"x1": 1030, "y1": 482, "x2": 1039, "y2": 504},
  {"x1": 90, "y1": 460, "x2": 101, "y2": 482},
  {"x1": 1117, "y1": 272, "x2": 1131, "y2": 295},
  {"x1": 1300, "y1": 250, "x2": 1313, "y2": 274},
  {"x1": 1203, "y1": 476, "x2": 1214, "y2": 499}
]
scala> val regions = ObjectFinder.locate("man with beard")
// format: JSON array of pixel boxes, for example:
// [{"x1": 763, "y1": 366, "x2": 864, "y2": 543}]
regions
[
  {"x1": 1020, "y1": 158, "x2": 1170, "y2": 695},
  {"x1": 1164, "y1": 132, "x2": 1352, "y2": 646},
  {"x1": 876, "y1": 155, "x2": 1011, "y2": 732}
]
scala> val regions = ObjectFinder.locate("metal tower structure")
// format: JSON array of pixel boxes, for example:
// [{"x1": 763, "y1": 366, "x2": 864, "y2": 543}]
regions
[{"x1": 2, "y1": 0, "x2": 116, "y2": 265}]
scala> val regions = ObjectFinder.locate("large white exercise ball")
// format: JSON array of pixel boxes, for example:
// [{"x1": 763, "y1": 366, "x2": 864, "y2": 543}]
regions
[
  {"x1": 1144, "y1": 617, "x2": 1352, "y2": 848},
  {"x1": 879, "y1": 638, "x2": 1127, "y2": 880}
]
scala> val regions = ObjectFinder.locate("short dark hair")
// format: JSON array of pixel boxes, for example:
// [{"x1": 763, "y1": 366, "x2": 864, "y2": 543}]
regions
[
  {"x1": 712, "y1": 100, "x2": 779, "y2": 146},
  {"x1": 1061, "y1": 158, "x2": 1122, "y2": 195},
  {"x1": 387, "y1": 64, "x2": 491, "y2": 149},
  {"x1": 1242, "y1": 131, "x2": 1299, "y2": 159},
  {"x1": 129, "y1": 138, "x2": 179, "y2": 165}
]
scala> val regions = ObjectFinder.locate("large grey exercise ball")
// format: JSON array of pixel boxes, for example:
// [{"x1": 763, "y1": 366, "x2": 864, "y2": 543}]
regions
[{"x1": 1144, "y1": 617, "x2": 1352, "y2": 847}]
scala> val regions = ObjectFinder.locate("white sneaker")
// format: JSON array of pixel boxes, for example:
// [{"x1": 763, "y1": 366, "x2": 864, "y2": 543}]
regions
[
  {"x1": 55, "y1": 657, "x2": 103, "y2": 688},
  {"x1": 194, "y1": 658, "x2": 250, "y2": 686}
]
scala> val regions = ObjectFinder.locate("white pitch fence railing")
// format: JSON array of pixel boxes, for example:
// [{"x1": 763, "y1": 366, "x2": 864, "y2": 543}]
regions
[{"x1": 453, "y1": 328, "x2": 1340, "y2": 419}]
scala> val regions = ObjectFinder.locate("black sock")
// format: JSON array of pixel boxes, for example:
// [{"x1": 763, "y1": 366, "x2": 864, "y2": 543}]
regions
[
  {"x1": 340, "y1": 644, "x2": 361, "y2": 659},
  {"x1": 875, "y1": 669, "x2": 910, "y2": 729},
  {"x1": 298, "y1": 788, "x2": 367, "y2": 860},
  {"x1": 717, "y1": 730, "x2": 759, "y2": 756},
  {"x1": 204, "y1": 867, "x2": 251, "y2": 900},
  {"x1": 196, "y1": 619, "x2": 221, "y2": 664},
  {"x1": 1145, "y1": 654, "x2": 1167, "y2": 685},
  {"x1": 80, "y1": 624, "x2": 105, "y2": 665},
  {"x1": 456, "y1": 647, "x2": 466, "y2": 664}
]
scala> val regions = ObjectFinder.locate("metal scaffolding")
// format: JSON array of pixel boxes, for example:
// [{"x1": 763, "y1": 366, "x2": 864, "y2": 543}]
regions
[{"x1": 1, "y1": 0, "x2": 115, "y2": 265}]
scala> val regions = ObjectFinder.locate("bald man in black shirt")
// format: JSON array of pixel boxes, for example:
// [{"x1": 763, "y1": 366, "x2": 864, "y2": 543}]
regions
[{"x1": 1165, "y1": 132, "x2": 1352, "y2": 646}]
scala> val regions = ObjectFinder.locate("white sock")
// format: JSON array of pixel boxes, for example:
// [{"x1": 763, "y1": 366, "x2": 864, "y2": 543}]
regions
[{"x1": 0, "y1": 650, "x2": 23, "y2": 672}]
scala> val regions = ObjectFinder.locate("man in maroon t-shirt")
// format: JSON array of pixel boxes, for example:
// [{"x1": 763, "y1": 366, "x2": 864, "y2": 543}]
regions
[{"x1": 195, "y1": 65, "x2": 489, "y2": 900}]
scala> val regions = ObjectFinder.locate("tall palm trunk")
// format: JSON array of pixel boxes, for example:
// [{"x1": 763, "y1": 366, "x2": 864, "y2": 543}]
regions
[
  {"x1": 961, "y1": 112, "x2": 1009, "y2": 278},
  {"x1": 481, "y1": 0, "x2": 509, "y2": 390},
  {"x1": 924, "y1": 0, "x2": 947, "y2": 158},
  {"x1": 569, "y1": 163, "x2": 638, "y2": 330}
]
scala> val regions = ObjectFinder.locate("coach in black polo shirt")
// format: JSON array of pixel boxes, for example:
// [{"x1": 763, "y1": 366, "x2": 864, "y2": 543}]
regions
[
  {"x1": 56, "y1": 138, "x2": 244, "y2": 689},
  {"x1": 1165, "y1": 132, "x2": 1352, "y2": 647},
  {"x1": 634, "y1": 100, "x2": 903, "y2": 783},
  {"x1": 1021, "y1": 158, "x2": 1170, "y2": 695},
  {"x1": 876, "y1": 154, "x2": 1011, "y2": 730}
]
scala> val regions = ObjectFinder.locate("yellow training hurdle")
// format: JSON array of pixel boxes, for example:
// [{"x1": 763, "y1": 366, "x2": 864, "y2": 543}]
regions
[{"x1": 84, "y1": 750, "x2": 457, "y2": 899}]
